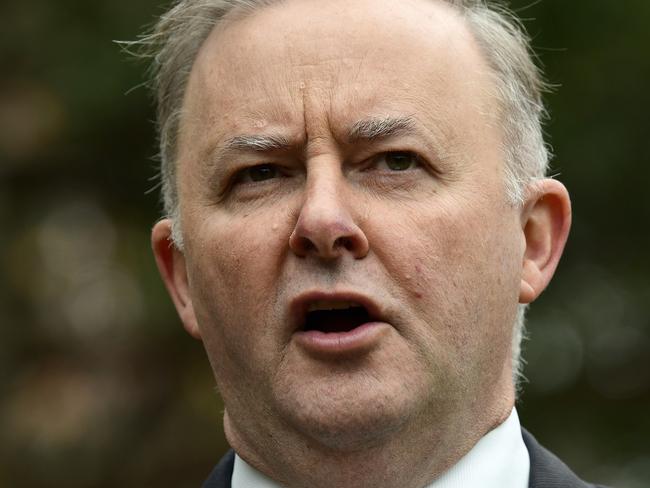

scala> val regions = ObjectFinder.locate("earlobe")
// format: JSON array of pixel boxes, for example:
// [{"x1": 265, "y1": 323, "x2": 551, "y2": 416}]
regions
[
  {"x1": 151, "y1": 219, "x2": 202, "y2": 339},
  {"x1": 519, "y1": 179, "x2": 572, "y2": 304}
]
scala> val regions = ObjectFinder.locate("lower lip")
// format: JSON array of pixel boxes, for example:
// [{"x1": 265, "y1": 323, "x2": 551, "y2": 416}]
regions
[{"x1": 293, "y1": 322, "x2": 389, "y2": 357}]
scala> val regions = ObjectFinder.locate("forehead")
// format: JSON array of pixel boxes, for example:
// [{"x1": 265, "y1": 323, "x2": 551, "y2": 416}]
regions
[{"x1": 181, "y1": 0, "x2": 497, "y2": 152}]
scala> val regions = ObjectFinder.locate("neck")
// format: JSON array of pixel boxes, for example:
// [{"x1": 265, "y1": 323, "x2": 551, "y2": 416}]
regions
[{"x1": 224, "y1": 394, "x2": 514, "y2": 488}]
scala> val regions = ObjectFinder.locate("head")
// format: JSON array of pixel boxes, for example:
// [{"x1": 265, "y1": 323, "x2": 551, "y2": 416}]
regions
[
  {"x1": 141, "y1": 0, "x2": 552, "y2": 383},
  {"x1": 145, "y1": 0, "x2": 571, "y2": 485}
]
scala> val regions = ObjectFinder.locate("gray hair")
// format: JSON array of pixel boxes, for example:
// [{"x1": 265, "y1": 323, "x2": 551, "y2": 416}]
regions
[{"x1": 132, "y1": 0, "x2": 550, "y2": 386}]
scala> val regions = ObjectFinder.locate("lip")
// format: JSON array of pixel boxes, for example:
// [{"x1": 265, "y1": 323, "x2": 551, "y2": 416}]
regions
[
  {"x1": 293, "y1": 322, "x2": 390, "y2": 357},
  {"x1": 289, "y1": 290, "x2": 390, "y2": 357}
]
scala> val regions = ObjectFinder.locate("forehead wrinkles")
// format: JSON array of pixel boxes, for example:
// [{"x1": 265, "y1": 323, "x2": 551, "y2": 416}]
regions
[{"x1": 180, "y1": 0, "x2": 500, "y2": 159}]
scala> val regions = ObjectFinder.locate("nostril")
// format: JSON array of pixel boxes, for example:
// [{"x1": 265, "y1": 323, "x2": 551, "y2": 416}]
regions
[
  {"x1": 289, "y1": 230, "x2": 316, "y2": 257},
  {"x1": 334, "y1": 236, "x2": 352, "y2": 250}
]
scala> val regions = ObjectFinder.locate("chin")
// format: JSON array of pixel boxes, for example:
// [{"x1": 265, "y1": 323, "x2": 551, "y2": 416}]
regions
[
  {"x1": 274, "y1": 375, "x2": 423, "y2": 451},
  {"x1": 290, "y1": 407, "x2": 409, "y2": 452}
]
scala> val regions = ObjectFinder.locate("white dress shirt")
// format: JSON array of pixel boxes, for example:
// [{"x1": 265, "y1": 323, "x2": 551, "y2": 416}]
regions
[{"x1": 232, "y1": 407, "x2": 530, "y2": 488}]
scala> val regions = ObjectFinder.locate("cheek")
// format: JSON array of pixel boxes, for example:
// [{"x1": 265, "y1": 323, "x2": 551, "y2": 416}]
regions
[
  {"x1": 368, "y1": 198, "x2": 521, "y2": 345},
  {"x1": 184, "y1": 210, "x2": 293, "y2": 351},
  {"x1": 369, "y1": 203, "x2": 485, "y2": 298}
]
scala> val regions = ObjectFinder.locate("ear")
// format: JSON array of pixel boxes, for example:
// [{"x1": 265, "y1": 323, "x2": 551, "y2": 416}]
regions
[
  {"x1": 151, "y1": 219, "x2": 202, "y2": 339},
  {"x1": 519, "y1": 179, "x2": 572, "y2": 304}
]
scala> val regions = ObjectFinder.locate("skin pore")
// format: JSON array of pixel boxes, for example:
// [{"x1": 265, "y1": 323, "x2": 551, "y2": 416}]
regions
[{"x1": 151, "y1": 0, "x2": 571, "y2": 486}]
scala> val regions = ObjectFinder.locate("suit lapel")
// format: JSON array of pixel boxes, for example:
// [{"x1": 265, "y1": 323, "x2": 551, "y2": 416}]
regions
[
  {"x1": 202, "y1": 449, "x2": 235, "y2": 488},
  {"x1": 522, "y1": 429, "x2": 604, "y2": 488}
]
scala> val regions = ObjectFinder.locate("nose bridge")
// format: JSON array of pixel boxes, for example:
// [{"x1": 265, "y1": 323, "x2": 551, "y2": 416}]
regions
[
  {"x1": 303, "y1": 156, "x2": 345, "y2": 216},
  {"x1": 289, "y1": 155, "x2": 369, "y2": 259}
]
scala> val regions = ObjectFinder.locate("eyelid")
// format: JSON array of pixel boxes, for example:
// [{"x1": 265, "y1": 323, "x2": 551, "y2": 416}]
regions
[
  {"x1": 232, "y1": 163, "x2": 280, "y2": 184},
  {"x1": 225, "y1": 161, "x2": 302, "y2": 199},
  {"x1": 360, "y1": 150, "x2": 424, "y2": 171}
]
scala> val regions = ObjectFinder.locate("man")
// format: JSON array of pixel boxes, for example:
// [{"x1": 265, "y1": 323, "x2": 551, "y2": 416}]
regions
[{"x1": 141, "y1": 0, "x2": 605, "y2": 486}]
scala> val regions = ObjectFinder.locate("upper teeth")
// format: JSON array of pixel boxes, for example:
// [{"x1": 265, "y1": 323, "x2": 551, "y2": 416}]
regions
[{"x1": 307, "y1": 300, "x2": 361, "y2": 312}]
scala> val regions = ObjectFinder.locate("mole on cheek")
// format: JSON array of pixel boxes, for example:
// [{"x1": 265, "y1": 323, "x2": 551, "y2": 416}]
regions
[
  {"x1": 403, "y1": 265, "x2": 424, "y2": 299},
  {"x1": 413, "y1": 264, "x2": 428, "y2": 299}
]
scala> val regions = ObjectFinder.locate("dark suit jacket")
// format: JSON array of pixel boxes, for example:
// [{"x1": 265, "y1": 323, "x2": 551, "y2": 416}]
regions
[{"x1": 202, "y1": 429, "x2": 608, "y2": 488}]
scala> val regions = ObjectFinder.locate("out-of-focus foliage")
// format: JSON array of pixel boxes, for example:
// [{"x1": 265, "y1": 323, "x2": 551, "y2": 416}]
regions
[{"x1": 0, "y1": 0, "x2": 648, "y2": 486}]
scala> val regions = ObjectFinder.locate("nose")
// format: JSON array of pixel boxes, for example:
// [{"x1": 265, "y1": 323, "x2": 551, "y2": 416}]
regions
[{"x1": 289, "y1": 170, "x2": 369, "y2": 260}]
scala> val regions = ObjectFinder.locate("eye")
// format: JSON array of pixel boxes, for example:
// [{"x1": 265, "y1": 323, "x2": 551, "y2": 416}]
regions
[
  {"x1": 235, "y1": 164, "x2": 279, "y2": 183},
  {"x1": 375, "y1": 151, "x2": 420, "y2": 171}
]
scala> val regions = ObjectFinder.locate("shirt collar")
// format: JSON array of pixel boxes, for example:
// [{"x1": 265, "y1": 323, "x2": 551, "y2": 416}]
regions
[{"x1": 232, "y1": 407, "x2": 529, "y2": 488}]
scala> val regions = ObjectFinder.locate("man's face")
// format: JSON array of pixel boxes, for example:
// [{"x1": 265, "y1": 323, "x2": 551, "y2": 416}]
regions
[{"x1": 170, "y1": 0, "x2": 526, "y2": 458}]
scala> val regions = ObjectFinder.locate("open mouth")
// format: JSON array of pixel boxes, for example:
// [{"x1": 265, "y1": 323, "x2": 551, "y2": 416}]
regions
[{"x1": 302, "y1": 301, "x2": 372, "y2": 334}]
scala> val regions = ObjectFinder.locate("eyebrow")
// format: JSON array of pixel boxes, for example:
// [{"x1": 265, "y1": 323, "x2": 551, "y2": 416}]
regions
[
  {"x1": 222, "y1": 133, "x2": 293, "y2": 152},
  {"x1": 215, "y1": 115, "x2": 417, "y2": 156},
  {"x1": 206, "y1": 114, "x2": 425, "y2": 178},
  {"x1": 347, "y1": 116, "x2": 417, "y2": 143}
]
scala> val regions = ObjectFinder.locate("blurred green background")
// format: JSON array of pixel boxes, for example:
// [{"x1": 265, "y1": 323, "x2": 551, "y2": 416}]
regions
[{"x1": 1, "y1": 0, "x2": 648, "y2": 486}]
